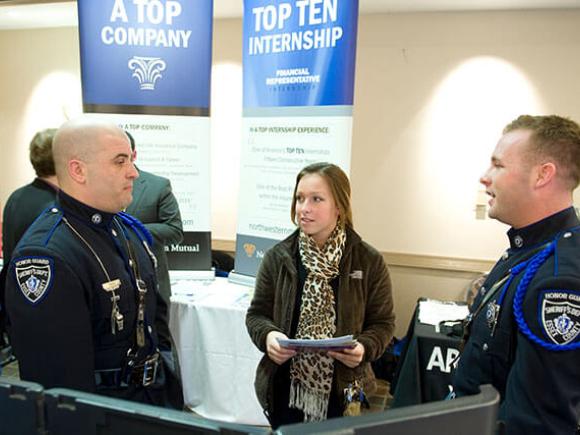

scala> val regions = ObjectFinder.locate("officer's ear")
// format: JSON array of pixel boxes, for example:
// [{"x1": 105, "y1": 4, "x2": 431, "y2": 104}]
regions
[
  {"x1": 68, "y1": 159, "x2": 88, "y2": 184},
  {"x1": 534, "y1": 161, "x2": 556, "y2": 188}
]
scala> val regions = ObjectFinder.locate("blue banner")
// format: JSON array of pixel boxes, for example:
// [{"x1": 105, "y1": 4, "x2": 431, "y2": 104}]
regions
[
  {"x1": 243, "y1": 0, "x2": 359, "y2": 108},
  {"x1": 78, "y1": 0, "x2": 213, "y2": 111},
  {"x1": 232, "y1": 0, "x2": 359, "y2": 282}
]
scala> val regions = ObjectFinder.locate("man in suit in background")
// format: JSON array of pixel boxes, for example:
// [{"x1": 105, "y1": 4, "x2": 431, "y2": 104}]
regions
[{"x1": 125, "y1": 132, "x2": 183, "y2": 305}]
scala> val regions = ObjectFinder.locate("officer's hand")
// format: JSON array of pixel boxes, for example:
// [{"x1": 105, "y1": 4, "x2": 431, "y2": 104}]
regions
[
  {"x1": 266, "y1": 331, "x2": 296, "y2": 365},
  {"x1": 328, "y1": 342, "x2": 365, "y2": 368}
]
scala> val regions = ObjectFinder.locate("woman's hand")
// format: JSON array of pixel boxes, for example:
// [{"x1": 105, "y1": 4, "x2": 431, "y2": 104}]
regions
[
  {"x1": 328, "y1": 342, "x2": 365, "y2": 368},
  {"x1": 266, "y1": 331, "x2": 297, "y2": 365}
]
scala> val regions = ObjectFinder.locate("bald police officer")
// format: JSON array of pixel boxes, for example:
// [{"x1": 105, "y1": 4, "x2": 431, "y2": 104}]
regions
[
  {"x1": 5, "y1": 117, "x2": 181, "y2": 407},
  {"x1": 452, "y1": 115, "x2": 580, "y2": 434}
]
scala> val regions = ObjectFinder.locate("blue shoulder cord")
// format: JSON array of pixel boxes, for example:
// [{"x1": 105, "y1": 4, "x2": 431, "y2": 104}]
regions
[
  {"x1": 495, "y1": 257, "x2": 534, "y2": 308},
  {"x1": 513, "y1": 240, "x2": 580, "y2": 351},
  {"x1": 118, "y1": 212, "x2": 153, "y2": 246}
]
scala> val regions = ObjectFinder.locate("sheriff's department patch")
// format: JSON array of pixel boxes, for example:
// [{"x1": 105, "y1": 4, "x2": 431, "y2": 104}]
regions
[
  {"x1": 14, "y1": 256, "x2": 54, "y2": 304},
  {"x1": 541, "y1": 290, "x2": 580, "y2": 345}
]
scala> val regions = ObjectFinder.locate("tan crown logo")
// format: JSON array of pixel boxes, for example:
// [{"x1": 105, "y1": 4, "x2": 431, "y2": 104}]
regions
[{"x1": 243, "y1": 243, "x2": 256, "y2": 257}]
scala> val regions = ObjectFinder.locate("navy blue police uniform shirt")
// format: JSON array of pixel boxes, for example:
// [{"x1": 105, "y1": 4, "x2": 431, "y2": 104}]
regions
[
  {"x1": 5, "y1": 190, "x2": 172, "y2": 402},
  {"x1": 452, "y1": 207, "x2": 580, "y2": 435}
]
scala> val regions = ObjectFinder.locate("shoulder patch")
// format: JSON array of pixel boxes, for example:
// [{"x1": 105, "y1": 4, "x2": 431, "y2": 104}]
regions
[
  {"x1": 540, "y1": 290, "x2": 580, "y2": 345},
  {"x1": 13, "y1": 256, "x2": 54, "y2": 304}
]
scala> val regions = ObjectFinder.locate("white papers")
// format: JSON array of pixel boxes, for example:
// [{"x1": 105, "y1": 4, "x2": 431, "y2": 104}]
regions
[
  {"x1": 418, "y1": 299, "x2": 469, "y2": 326},
  {"x1": 277, "y1": 335, "x2": 357, "y2": 351}
]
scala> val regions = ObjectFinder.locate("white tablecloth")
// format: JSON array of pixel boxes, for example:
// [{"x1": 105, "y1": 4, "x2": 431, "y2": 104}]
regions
[{"x1": 169, "y1": 277, "x2": 269, "y2": 426}]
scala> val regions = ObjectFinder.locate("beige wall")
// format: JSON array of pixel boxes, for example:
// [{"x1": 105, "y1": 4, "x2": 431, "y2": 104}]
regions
[
  {"x1": 351, "y1": 10, "x2": 580, "y2": 261},
  {"x1": 1, "y1": 11, "x2": 580, "y2": 334},
  {"x1": 0, "y1": 27, "x2": 82, "y2": 204}
]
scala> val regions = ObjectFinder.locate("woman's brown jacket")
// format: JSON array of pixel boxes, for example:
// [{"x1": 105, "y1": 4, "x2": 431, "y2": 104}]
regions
[{"x1": 246, "y1": 227, "x2": 396, "y2": 416}]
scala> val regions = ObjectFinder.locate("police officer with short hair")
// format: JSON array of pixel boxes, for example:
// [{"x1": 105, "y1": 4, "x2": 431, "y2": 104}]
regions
[
  {"x1": 5, "y1": 117, "x2": 182, "y2": 407},
  {"x1": 452, "y1": 115, "x2": 580, "y2": 434}
]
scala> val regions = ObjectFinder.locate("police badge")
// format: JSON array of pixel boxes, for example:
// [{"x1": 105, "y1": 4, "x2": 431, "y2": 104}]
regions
[
  {"x1": 486, "y1": 301, "x2": 501, "y2": 336},
  {"x1": 14, "y1": 257, "x2": 54, "y2": 304},
  {"x1": 541, "y1": 291, "x2": 580, "y2": 345}
]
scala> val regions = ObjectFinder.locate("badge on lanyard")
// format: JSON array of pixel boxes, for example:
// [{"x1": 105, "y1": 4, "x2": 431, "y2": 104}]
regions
[
  {"x1": 102, "y1": 279, "x2": 124, "y2": 334},
  {"x1": 486, "y1": 301, "x2": 501, "y2": 336}
]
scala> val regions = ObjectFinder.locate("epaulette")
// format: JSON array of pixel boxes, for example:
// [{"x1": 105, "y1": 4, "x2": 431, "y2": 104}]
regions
[{"x1": 39, "y1": 204, "x2": 63, "y2": 246}]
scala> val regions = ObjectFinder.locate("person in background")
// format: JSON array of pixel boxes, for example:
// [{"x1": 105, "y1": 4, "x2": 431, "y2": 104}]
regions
[
  {"x1": 246, "y1": 162, "x2": 395, "y2": 429},
  {"x1": 2, "y1": 128, "x2": 59, "y2": 264},
  {"x1": 5, "y1": 117, "x2": 182, "y2": 408},
  {"x1": 125, "y1": 132, "x2": 183, "y2": 305},
  {"x1": 1, "y1": 128, "x2": 58, "y2": 366},
  {"x1": 451, "y1": 115, "x2": 580, "y2": 434}
]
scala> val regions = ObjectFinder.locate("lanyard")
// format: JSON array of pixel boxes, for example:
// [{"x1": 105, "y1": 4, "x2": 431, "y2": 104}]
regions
[
  {"x1": 63, "y1": 216, "x2": 124, "y2": 335},
  {"x1": 117, "y1": 219, "x2": 148, "y2": 350},
  {"x1": 464, "y1": 241, "x2": 551, "y2": 340}
]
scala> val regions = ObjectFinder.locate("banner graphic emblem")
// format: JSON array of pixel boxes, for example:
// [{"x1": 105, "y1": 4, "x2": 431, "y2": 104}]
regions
[{"x1": 128, "y1": 56, "x2": 167, "y2": 90}]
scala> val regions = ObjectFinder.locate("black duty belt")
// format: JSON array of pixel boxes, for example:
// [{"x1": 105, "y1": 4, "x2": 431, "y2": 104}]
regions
[{"x1": 95, "y1": 352, "x2": 160, "y2": 388}]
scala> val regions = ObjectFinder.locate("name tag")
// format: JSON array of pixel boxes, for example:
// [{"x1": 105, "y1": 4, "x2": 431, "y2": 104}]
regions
[{"x1": 349, "y1": 270, "x2": 363, "y2": 279}]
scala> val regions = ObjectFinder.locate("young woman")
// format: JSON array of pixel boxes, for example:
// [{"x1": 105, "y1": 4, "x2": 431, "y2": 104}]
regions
[{"x1": 246, "y1": 162, "x2": 395, "y2": 429}]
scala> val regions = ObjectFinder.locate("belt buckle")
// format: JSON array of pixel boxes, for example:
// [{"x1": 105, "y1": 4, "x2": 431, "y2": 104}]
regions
[{"x1": 141, "y1": 354, "x2": 159, "y2": 387}]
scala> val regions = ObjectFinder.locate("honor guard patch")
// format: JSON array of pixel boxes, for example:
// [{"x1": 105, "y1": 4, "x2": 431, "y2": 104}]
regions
[
  {"x1": 541, "y1": 290, "x2": 580, "y2": 345},
  {"x1": 14, "y1": 257, "x2": 54, "y2": 304}
]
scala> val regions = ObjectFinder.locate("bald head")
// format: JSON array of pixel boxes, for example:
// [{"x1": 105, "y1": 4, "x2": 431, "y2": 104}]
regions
[
  {"x1": 52, "y1": 116, "x2": 138, "y2": 213},
  {"x1": 53, "y1": 117, "x2": 128, "y2": 183}
]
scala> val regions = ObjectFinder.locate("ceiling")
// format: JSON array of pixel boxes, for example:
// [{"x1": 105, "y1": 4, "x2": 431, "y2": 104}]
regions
[{"x1": 0, "y1": 0, "x2": 579, "y2": 29}]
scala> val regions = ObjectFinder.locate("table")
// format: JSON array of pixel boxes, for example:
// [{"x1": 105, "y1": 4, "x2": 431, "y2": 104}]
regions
[
  {"x1": 169, "y1": 277, "x2": 269, "y2": 426},
  {"x1": 390, "y1": 299, "x2": 466, "y2": 408}
]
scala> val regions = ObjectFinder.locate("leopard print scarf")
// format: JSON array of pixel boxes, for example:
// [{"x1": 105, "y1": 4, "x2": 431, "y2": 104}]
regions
[{"x1": 289, "y1": 225, "x2": 346, "y2": 421}]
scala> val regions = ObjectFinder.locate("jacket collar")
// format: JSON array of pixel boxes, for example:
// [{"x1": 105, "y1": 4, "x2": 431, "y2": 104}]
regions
[
  {"x1": 506, "y1": 206, "x2": 579, "y2": 250},
  {"x1": 32, "y1": 177, "x2": 59, "y2": 193},
  {"x1": 57, "y1": 190, "x2": 116, "y2": 229}
]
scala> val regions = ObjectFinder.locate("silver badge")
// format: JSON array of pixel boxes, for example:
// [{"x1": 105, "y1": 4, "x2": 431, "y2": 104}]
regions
[
  {"x1": 541, "y1": 291, "x2": 580, "y2": 345},
  {"x1": 91, "y1": 213, "x2": 102, "y2": 224},
  {"x1": 15, "y1": 257, "x2": 54, "y2": 304},
  {"x1": 486, "y1": 301, "x2": 501, "y2": 335}
]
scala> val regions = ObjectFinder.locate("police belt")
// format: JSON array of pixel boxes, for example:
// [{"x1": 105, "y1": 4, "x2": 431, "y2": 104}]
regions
[{"x1": 95, "y1": 352, "x2": 160, "y2": 388}]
